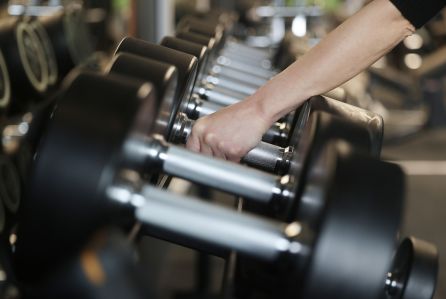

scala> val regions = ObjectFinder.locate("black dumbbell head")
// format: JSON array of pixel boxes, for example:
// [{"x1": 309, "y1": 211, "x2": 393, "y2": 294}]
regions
[
  {"x1": 385, "y1": 236, "x2": 438, "y2": 299},
  {"x1": 177, "y1": 15, "x2": 225, "y2": 49},
  {"x1": 160, "y1": 36, "x2": 210, "y2": 80},
  {"x1": 236, "y1": 140, "x2": 404, "y2": 299},
  {"x1": 300, "y1": 140, "x2": 404, "y2": 299},
  {"x1": 176, "y1": 31, "x2": 216, "y2": 54},
  {"x1": 115, "y1": 37, "x2": 198, "y2": 119},
  {"x1": 108, "y1": 53, "x2": 179, "y2": 140},
  {"x1": 15, "y1": 71, "x2": 158, "y2": 282}
]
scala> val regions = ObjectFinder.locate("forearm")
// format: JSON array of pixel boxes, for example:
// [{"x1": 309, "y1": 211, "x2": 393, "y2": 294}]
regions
[{"x1": 251, "y1": 0, "x2": 415, "y2": 123}]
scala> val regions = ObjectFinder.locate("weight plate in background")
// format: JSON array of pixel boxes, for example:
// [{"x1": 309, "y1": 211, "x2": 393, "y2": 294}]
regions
[
  {"x1": 0, "y1": 155, "x2": 21, "y2": 214},
  {"x1": 15, "y1": 22, "x2": 49, "y2": 94},
  {"x1": 0, "y1": 49, "x2": 11, "y2": 115},
  {"x1": 29, "y1": 20, "x2": 58, "y2": 87}
]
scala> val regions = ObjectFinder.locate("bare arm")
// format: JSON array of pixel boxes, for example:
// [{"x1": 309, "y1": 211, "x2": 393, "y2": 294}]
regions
[{"x1": 187, "y1": 0, "x2": 415, "y2": 161}]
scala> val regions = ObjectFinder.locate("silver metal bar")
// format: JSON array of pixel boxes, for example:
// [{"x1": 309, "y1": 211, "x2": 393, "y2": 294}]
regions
[
  {"x1": 225, "y1": 40, "x2": 273, "y2": 56},
  {"x1": 171, "y1": 115, "x2": 289, "y2": 174},
  {"x1": 197, "y1": 87, "x2": 241, "y2": 106},
  {"x1": 255, "y1": 5, "x2": 323, "y2": 18},
  {"x1": 204, "y1": 75, "x2": 257, "y2": 96},
  {"x1": 219, "y1": 49, "x2": 272, "y2": 68},
  {"x1": 194, "y1": 99, "x2": 225, "y2": 119},
  {"x1": 216, "y1": 56, "x2": 276, "y2": 79},
  {"x1": 210, "y1": 66, "x2": 268, "y2": 87},
  {"x1": 134, "y1": 185, "x2": 304, "y2": 262},
  {"x1": 163, "y1": 145, "x2": 278, "y2": 203}
]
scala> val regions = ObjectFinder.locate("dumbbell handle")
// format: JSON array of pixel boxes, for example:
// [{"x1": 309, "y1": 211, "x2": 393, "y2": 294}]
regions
[
  {"x1": 186, "y1": 95, "x2": 290, "y2": 147},
  {"x1": 109, "y1": 184, "x2": 307, "y2": 262},
  {"x1": 137, "y1": 135, "x2": 292, "y2": 205},
  {"x1": 210, "y1": 65, "x2": 268, "y2": 87},
  {"x1": 172, "y1": 113, "x2": 292, "y2": 174}
]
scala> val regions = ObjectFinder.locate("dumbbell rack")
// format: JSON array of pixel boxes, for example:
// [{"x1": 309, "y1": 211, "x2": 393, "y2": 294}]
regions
[{"x1": 0, "y1": 2, "x2": 439, "y2": 299}]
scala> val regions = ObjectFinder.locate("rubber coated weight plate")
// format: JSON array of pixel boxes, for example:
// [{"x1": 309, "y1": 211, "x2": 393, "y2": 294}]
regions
[
  {"x1": 0, "y1": 18, "x2": 48, "y2": 111},
  {"x1": 15, "y1": 72, "x2": 158, "y2": 282},
  {"x1": 39, "y1": 7, "x2": 93, "y2": 78},
  {"x1": 176, "y1": 31, "x2": 217, "y2": 56},
  {"x1": 288, "y1": 110, "x2": 378, "y2": 224},
  {"x1": 385, "y1": 237, "x2": 438, "y2": 299},
  {"x1": 301, "y1": 141, "x2": 404, "y2": 299},
  {"x1": 177, "y1": 16, "x2": 225, "y2": 50},
  {"x1": 63, "y1": 7, "x2": 93, "y2": 66},
  {"x1": 28, "y1": 19, "x2": 58, "y2": 86},
  {"x1": 115, "y1": 37, "x2": 199, "y2": 122},
  {"x1": 0, "y1": 49, "x2": 11, "y2": 114},
  {"x1": 16, "y1": 21, "x2": 49, "y2": 94},
  {"x1": 161, "y1": 36, "x2": 210, "y2": 82},
  {"x1": 108, "y1": 53, "x2": 178, "y2": 140},
  {"x1": 0, "y1": 155, "x2": 21, "y2": 214},
  {"x1": 28, "y1": 231, "x2": 152, "y2": 299}
]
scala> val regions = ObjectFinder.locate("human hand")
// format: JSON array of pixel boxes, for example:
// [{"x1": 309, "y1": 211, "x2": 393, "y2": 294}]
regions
[{"x1": 186, "y1": 97, "x2": 272, "y2": 162}]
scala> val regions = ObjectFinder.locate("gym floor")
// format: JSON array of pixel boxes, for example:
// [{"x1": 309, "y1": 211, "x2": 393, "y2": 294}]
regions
[{"x1": 140, "y1": 127, "x2": 446, "y2": 299}]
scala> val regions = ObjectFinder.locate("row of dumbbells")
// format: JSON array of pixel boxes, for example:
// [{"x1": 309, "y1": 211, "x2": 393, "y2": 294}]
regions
[
  {"x1": 0, "y1": 4, "x2": 99, "y2": 297},
  {"x1": 0, "y1": 4, "x2": 95, "y2": 237},
  {"x1": 7, "y1": 10, "x2": 439, "y2": 299}
]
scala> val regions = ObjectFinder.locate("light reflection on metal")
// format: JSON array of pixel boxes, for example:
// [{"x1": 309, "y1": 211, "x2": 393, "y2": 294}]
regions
[{"x1": 2, "y1": 113, "x2": 33, "y2": 155}]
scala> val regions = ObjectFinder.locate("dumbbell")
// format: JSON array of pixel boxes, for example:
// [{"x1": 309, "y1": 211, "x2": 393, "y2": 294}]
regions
[
  {"x1": 24, "y1": 17, "x2": 59, "y2": 90},
  {"x1": 177, "y1": 15, "x2": 276, "y2": 76},
  {"x1": 115, "y1": 37, "x2": 383, "y2": 153},
  {"x1": 115, "y1": 37, "x2": 364, "y2": 149},
  {"x1": 0, "y1": 153, "x2": 21, "y2": 229},
  {"x1": 23, "y1": 230, "x2": 152, "y2": 299},
  {"x1": 0, "y1": 49, "x2": 11, "y2": 118},
  {"x1": 115, "y1": 37, "x2": 296, "y2": 147},
  {"x1": 108, "y1": 53, "x2": 381, "y2": 177},
  {"x1": 38, "y1": 5, "x2": 94, "y2": 80},
  {"x1": 384, "y1": 237, "x2": 438, "y2": 299},
  {"x1": 0, "y1": 17, "x2": 51, "y2": 113},
  {"x1": 175, "y1": 16, "x2": 350, "y2": 102},
  {"x1": 163, "y1": 34, "x2": 351, "y2": 107},
  {"x1": 15, "y1": 72, "x2": 405, "y2": 299},
  {"x1": 161, "y1": 35, "x2": 269, "y2": 99},
  {"x1": 173, "y1": 29, "x2": 351, "y2": 105}
]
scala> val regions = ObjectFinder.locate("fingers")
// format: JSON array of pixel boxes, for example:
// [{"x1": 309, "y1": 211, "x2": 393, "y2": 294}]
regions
[{"x1": 186, "y1": 134, "x2": 200, "y2": 152}]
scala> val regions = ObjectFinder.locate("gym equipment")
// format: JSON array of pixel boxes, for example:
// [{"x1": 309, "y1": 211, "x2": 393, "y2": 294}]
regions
[
  {"x1": 112, "y1": 39, "x2": 383, "y2": 150},
  {"x1": 107, "y1": 52, "x2": 295, "y2": 173},
  {"x1": 108, "y1": 53, "x2": 381, "y2": 177},
  {"x1": 174, "y1": 25, "x2": 350, "y2": 104},
  {"x1": 384, "y1": 237, "x2": 438, "y2": 299},
  {"x1": 15, "y1": 72, "x2": 404, "y2": 299},
  {"x1": 0, "y1": 49, "x2": 11, "y2": 117},
  {"x1": 0, "y1": 154, "x2": 21, "y2": 217},
  {"x1": 177, "y1": 16, "x2": 276, "y2": 77},
  {"x1": 115, "y1": 37, "x2": 382, "y2": 153},
  {"x1": 115, "y1": 37, "x2": 295, "y2": 147},
  {"x1": 38, "y1": 6, "x2": 93, "y2": 80},
  {"x1": 26, "y1": 17, "x2": 59, "y2": 89},
  {"x1": 23, "y1": 230, "x2": 152, "y2": 299},
  {"x1": 0, "y1": 17, "x2": 50, "y2": 112}
]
